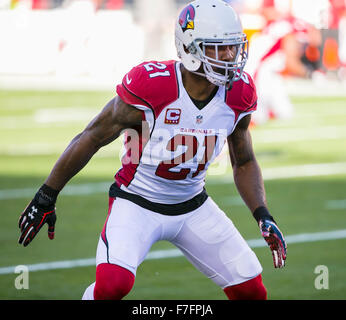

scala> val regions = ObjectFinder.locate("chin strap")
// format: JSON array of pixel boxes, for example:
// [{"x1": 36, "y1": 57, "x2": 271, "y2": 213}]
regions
[
  {"x1": 190, "y1": 70, "x2": 207, "y2": 79},
  {"x1": 226, "y1": 80, "x2": 234, "y2": 91},
  {"x1": 189, "y1": 68, "x2": 234, "y2": 89}
]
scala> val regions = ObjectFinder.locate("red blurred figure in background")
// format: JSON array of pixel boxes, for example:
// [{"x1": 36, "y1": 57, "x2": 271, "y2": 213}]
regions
[{"x1": 245, "y1": 0, "x2": 322, "y2": 125}]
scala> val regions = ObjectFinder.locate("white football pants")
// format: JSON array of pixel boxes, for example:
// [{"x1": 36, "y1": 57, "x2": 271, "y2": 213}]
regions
[{"x1": 96, "y1": 196, "x2": 262, "y2": 288}]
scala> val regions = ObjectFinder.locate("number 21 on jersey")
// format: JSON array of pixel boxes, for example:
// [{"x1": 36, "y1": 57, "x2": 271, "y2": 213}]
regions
[
  {"x1": 155, "y1": 134, "x2": 219, "y2": 180},
  {"x1": 143, "y1": 62, "x2": 171, "y2": 78}
]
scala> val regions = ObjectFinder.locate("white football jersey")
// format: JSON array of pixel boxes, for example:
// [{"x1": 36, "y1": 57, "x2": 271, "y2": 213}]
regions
[{"x1": 115, "y1": 60, "x2": 257, "y2": 204}]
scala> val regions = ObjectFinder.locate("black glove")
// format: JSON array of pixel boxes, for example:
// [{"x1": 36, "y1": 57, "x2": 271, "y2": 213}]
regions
[{"x1": 18, "y1": 184, "x2": 58, "y2": 247}]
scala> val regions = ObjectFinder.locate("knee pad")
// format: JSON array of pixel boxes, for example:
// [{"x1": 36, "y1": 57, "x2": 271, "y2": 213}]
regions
[
  {"x1": 94, "y1": 263, "x2": 135, "y2": 300},
  {"x1": 223, "y1": 274, "x2": 267, "y2": 300}
]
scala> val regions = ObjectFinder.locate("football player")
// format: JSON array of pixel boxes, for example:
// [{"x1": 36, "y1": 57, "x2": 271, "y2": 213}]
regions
[
  {"x1": 18, "y1": 0, "x2": 286, "y2": 300},
  {"x1": 245, "y1": 1, "x2": 322, "y2": 125}
]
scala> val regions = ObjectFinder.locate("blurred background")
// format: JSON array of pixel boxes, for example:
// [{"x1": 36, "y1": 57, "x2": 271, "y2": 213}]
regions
[
  {"x1": 0, "y1": 0, "x2": 346, "y2": 300},
  {"x1": 0, "y1": 0, "x2": 345, "y2": 89}
]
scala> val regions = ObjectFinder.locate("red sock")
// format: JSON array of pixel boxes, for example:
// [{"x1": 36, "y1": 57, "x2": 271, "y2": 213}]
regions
[
  {"x1": 224, "y1": 274, "x2": 267, "y2": 300},
  {"x1": 94, "y1": 263, "x2": 135, "y2": 300}
]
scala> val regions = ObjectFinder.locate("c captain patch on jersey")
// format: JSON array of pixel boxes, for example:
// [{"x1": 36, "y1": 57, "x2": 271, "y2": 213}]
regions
[{"x1": 164, "y1": 108, "x2": 181, "y2": 124}]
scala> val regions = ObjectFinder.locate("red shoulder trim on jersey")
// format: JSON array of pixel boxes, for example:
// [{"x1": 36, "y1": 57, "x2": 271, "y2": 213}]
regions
[
  {"x1": 225, "y1": 72, "x2": 257, "y2": 124},
  {"x1": 116, "y1": 60, "x2": 179, "y2": 118},
  {"x1": 116, "y1": 82, "x2": 152, "y2": 109}
]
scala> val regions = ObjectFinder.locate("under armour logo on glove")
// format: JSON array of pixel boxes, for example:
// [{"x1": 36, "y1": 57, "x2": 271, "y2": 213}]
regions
[{"x1": 28, "y1": 206, "x2": 37, "y2": 219}]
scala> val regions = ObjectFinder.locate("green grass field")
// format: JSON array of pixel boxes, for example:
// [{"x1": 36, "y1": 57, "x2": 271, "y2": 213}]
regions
[{"x1": 0, "y1": 90, "x2": 346, "y2": 300}]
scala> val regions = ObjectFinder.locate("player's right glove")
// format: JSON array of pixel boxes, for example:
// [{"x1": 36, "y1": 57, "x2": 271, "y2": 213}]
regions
[
  {"x1": 253, "y1": 206, "x2": 287, "y2": 268},
  {"x1": 18, "y1": 184, "x2": 58, "y2": 247}
]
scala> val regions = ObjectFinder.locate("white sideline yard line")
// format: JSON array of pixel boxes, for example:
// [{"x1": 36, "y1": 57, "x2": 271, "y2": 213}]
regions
[
  {"x1": 207, "y1": 162, "x2": 346, "y2": 185},
  {"x1": 0, "y1": 182, "x2": 111, "y2": 200},
  {"x1": 1, "y1": 162, "x2": 346, "y2": 200},
  {"x1": 1, "y1": 229, "x2": 346, "y2": 275},
  {"x1": 326, "y1": 200, "x2": 346, "y2": 210},
  {"x1": 252, "y1": 125, "x2": 346, "y2": 143},
  {"x1": 262, "y1": 162, "x2": 346, "y2": 181}
]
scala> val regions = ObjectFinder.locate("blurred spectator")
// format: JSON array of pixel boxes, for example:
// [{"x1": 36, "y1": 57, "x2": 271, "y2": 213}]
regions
[
  {"x1": 245, "y1": 0, "x2": 322, "y2": 125},
  {"x1": 328, "y1": 0, "x2": 346, "y2": 29},
  {"x1": 51, "y1": 0, "x2": 64, "y2": 8},
  {"x1": 327, "y1": 0, "x2": 346, "y2": 80},
  {"x1": 91, "y1": 0, "x2": 123, "y2": 10},
  {"x1": 104, "y1": 0, "x2": 123, "y2": 10},
  {"x1": 32, "y1": 0, "x2": 48, "y2": 9}
]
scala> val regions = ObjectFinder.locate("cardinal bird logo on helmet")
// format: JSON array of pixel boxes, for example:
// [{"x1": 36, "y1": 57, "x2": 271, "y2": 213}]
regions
[{"x1": 179, "y1": 4, "x2": 195, "y2": 32}]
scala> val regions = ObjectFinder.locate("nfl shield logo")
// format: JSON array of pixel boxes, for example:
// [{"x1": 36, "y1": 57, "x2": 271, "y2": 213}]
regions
[{"x1": 196, "y1": 115, "x2": 203, "y2": 124}]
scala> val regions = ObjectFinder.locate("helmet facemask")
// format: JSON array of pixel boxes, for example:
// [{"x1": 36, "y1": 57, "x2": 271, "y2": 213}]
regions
[{"x1": 188, "y1": 34, "x2": 248, "y2": 89}]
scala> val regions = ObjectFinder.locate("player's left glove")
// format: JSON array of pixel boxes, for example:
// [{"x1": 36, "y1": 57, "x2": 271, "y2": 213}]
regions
[{"x1": 253, "y1": 206, "x2": 287, "y2": 268}]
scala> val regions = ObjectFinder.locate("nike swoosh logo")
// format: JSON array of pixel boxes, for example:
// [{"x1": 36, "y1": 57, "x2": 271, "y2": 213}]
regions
[{"x1": 126, "y1": 74, "x2": 132, "y2": 85}]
